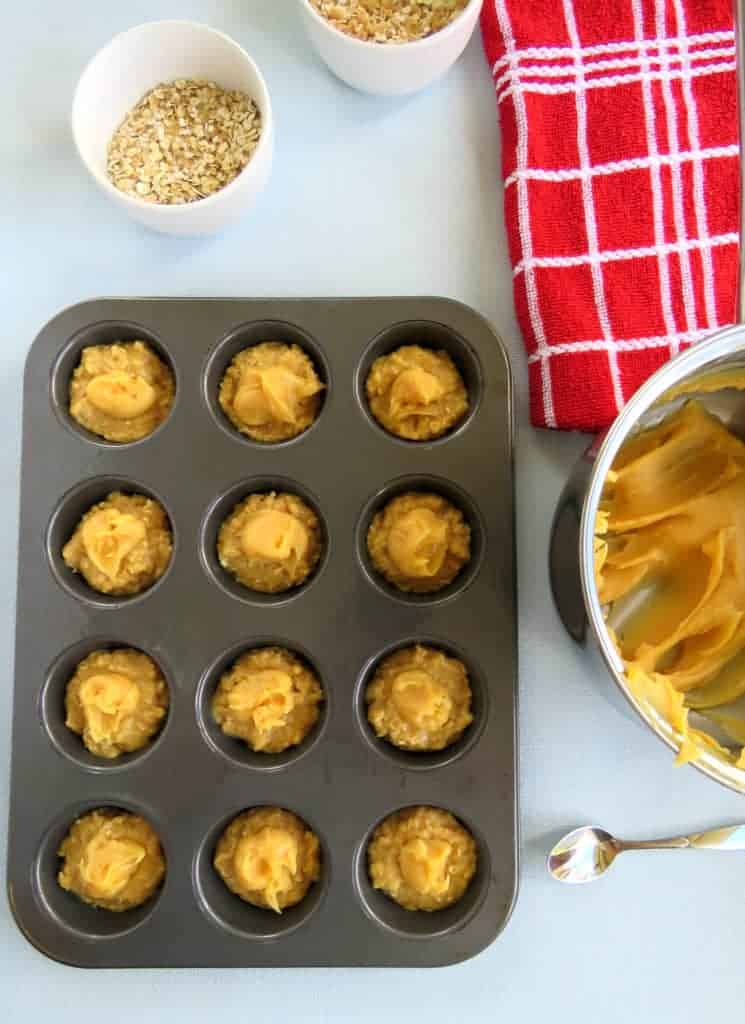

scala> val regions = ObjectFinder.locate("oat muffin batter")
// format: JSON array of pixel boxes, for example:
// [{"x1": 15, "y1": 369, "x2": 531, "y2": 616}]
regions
[
  {"x1": 212, "y1": 647, "x2": 322, "y2": 753},
  {"x1": 218, "y1": 491, "x2": 322, "y2": 593},
  {"x1": 366, "y1": 645, "x2": 473, "y2": 751},
  {"x1": 57, "y1": 809, "x2": 165, "y2": 912},
  {"x1": 367, "y1": 492, "x2": 471, "y2": 593},
  {"x1": 65, "y1": 648, "x2": 169, "y2": 759},
  {"x1": 219, "y1": 342, "x2": 323, "y2": 443},
  {"x1": 366, "y1": 345, "x2": 468, "y2": 441},
  {"x1": 62, "y1": 491, "x2": 172, "y2": 597},
  {"x1": 68, "y1": 341, "x2": 175, "y2": 443},
  {"x1": 214, "y1": 807, "x2": 321, "y2": 913},
  {"x1": 368, "y1": 806, "x2": 476, "y2": 912}
]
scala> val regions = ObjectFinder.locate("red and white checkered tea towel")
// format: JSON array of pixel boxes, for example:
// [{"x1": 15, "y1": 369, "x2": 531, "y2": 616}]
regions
[{"x1": 480, "y1": 0, "x2": 740, "y2": 431}]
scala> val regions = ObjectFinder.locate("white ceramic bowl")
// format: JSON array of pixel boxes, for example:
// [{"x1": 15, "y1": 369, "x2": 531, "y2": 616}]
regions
[
  {"x1": 298, "y1": 0, "x2": 483, "y2": 96},
  {"x1": 72, "y1": 20, "x2": 274, "y2": 236}
]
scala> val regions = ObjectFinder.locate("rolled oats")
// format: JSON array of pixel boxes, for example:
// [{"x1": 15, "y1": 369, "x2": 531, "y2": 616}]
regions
[
  {"x1": 310, "y1": 0, "x2": 469, "y2": 43},
  {"x1": 106, "y1": 79, "x2": 262, "y2": 205}
]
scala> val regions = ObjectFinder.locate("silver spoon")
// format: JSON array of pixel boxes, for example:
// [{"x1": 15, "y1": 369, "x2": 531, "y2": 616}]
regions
[{"x1": 548, "y1": 824, "x2": 745, "y2": 883}]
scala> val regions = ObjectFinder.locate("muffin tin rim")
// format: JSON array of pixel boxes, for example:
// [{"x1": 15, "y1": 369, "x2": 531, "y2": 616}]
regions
[
  {"x1": 198, "y1": 474, "x2": 331, "y2": 608},
  {"x1": 191, "y1": 799, "x2": 332, "y2": 941},
  {"x1": 49, "y1": 319, "x2": 180, "y2": 451},
  {"x1": 32, "y1": 796, "x2": 169, "y2": 942},
  {"x1": 201, "y1": 318, "x2": 333, "y2": 450},
  {"x1": 46, "y1": 474, "x2": 178, "y2": 611},
  {"x1": 352, "y1": 634, "x2": 488, "y2": 771},
  {"x1": 195, "y1": 635, "x2": 331, "y2": 772},
  {"x1": 39, "y1": 635, "x2": 175, "y2": 775},
  {"x1": 355, "y1": 473, "x2": 486, "y2": 608},
  {"x1": 354, "y1": 318, "x2": 484, "y2": 449},
  {"x1": 351, "y1": 801, "x2": 491, "y2": 941}
]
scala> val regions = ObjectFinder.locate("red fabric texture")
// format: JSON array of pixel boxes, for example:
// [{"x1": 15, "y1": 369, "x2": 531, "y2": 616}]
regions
[{"x1": 480, "y1": 0, "x2": 740, "y2": 431}]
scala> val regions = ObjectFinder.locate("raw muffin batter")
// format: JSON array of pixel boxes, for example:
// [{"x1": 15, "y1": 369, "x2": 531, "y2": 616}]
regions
[
  {"x1": 57, "y1": 809, "x2": 165, "y2": 912},
  {"x1": 366, "y1": 644, "x2": 473, "y2": 751},
  {"x1": 65, "y1": 648, "x2": 169, "y2": 759},
  {"x1": 366, "y1": 345, "x2": 469, "y2": 441},
  {"x1": 367, "y1": 492, "x2": 470, "y2": 593},
  {"x1": 212, "y1": 646, "x2": 323, "y2": 753},
  {"x1": 595, "y1": 400, "x2": 745, "y2": 768},
  {"x1": 214, "y1": 807, "x2": 321, "y2": 913},
  {"x1": 368, "y1": 806, "x2": 477, "y2": 911},
  {"x1": 62, "y1": 491, "x2": 172, "y2": 597},
  {"x1": 68, "y1": 341, "x2": 175, "y2": 443},
  {"x1": 219, "y1": 342, "x2": 323, "y2": 443},
  {"x1": 218, "y1": 491, "x2": 322, "y2": 593}
]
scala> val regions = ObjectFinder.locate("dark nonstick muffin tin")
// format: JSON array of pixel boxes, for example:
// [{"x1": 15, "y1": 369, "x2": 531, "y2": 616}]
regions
[{"x1": 8, "y1": 297, "x2": 517, "y2": 968}]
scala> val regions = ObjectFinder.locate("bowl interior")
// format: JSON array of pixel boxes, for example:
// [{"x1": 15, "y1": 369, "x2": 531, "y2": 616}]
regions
[
  {"x1": 584, "y1": 331, "x2": 745, "y2": 792},
  {"x1": 604, "y1": 353, "x2": 745, "y2": 687},
  {"x1": 301, "y1": 0, "x2": 483, "y2": 49}
]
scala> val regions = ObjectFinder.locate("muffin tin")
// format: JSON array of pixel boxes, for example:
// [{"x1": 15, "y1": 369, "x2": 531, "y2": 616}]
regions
[{"x1": 8, "y1": 297, "x2": 517, "y2": 968}]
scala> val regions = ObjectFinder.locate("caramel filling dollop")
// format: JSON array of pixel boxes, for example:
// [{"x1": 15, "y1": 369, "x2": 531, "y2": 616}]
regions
[
  {"x1": 234, "y1": 367, "x2": 320, "y2": 427},
  {"x1": 387, "y1": 508, "x2": 448, "y2": 577},
  {"x1": 240, "y1": 510, "x2": 309, "y2": 563},
  {"x1": 399, "y1": 838, "x2": 452, "y2": 896},
  {"x1": 226, "y1": 670, "x2": 296, "y2": 733},
  {"x1": 80, "y1": 509, "x2": 147, "y2": 578},
  {"x1": 234, "y1": 827, "x2": 300, "y2": 913},
  {"x1": 391, "y1": 670, "x2": 452, "y2": 729},
  {"x1": 86, "y1": 371, "x2": 157, "y2": 419},
  {"x1": 78, "y1": 672, "x2": 140, "y2": 742},
  {"x1": 389, "y1": 367, "x2": 445, "y2": 417},
  {"x1": 80, "y1": 833, "x2": 146, "y2": 897}
]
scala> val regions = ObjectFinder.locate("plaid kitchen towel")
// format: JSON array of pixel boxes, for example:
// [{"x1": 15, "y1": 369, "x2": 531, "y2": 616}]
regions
[{"x1": 481, "y1": 0, "x2": 740, "y2": 431}]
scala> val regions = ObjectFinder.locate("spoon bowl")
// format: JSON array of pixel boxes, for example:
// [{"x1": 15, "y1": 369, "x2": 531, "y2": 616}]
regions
[{"x1": 548, "y1": 826, "x2": 619, "y2": 884}]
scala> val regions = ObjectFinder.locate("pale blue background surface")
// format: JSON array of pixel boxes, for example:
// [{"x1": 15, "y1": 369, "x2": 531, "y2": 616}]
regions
[{"x1": 3, "y1": 2, "x2": 745, "y2": 1019}]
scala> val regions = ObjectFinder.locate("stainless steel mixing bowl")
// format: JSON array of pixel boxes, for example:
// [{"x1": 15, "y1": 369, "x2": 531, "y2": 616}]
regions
[
  {"x1": 549, "y1": 0, "x2": 745, "y2": 795},
  {"x1": 551, "y1": 326, "x2": 745, "y2": 794}
]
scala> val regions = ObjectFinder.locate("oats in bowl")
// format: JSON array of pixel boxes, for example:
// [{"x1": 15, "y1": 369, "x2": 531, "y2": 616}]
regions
[
  {"x1": 106, "y1": 79, "x2": 262, "y2": 205},
  {"x1": 309, "y1": 0, "x2": 470, "y2": 43}
]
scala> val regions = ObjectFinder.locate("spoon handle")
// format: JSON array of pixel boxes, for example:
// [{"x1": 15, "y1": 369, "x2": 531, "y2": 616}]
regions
[{"x1": 620, "y1": 824, "x2": 745, "y2": 852}]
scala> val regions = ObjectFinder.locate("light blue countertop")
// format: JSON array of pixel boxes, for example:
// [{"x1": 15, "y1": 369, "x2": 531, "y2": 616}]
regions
[{"x1": 3, "y1": 1, "x2": 745, "y2": 1019}]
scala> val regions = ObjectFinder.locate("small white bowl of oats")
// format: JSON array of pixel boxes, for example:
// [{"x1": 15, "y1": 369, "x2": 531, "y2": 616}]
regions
[
  {"x1": 298, "y1": 0, "x2": 483, "y2": 96},
  {"x1": 72, "y1": 21, "x2": 273, "y2": 236}
]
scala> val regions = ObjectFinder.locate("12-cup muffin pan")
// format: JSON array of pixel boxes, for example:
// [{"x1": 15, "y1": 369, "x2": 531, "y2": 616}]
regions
[{"x1": 8, "y1": 297, "x2": 517, "y2": 968}]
